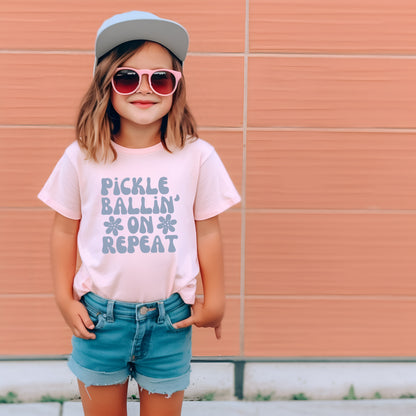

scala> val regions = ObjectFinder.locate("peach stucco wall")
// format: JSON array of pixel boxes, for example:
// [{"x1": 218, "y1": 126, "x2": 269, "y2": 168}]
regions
[{"x1": 1, "y1": 0, "x2": 416, "y2": 357}]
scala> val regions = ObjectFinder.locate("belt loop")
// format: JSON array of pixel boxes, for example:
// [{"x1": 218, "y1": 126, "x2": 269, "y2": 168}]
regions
[
  {"x1": 157, "y1": 301, "x2": 166, "y2": 324},
  {"x1": 106, "y1": 300, "x2": 115, "y2": 323}
]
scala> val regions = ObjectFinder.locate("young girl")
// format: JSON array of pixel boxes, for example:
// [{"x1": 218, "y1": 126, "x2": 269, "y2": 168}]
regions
[{"x1": 38, "y1": 10, "x2": 240, "y2": 416}]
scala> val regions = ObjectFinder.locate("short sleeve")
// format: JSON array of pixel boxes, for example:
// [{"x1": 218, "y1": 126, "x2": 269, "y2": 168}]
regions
[
  {"x1": 38, "y1": 152, "x2": 81, "y2": 220},
  {"x1": 194, "y1": 149, "x2": 241, "y2": 220}
]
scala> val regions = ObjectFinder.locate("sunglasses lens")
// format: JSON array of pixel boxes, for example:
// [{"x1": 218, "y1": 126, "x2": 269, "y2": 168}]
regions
[
  {"x1": 113, "y1": 69, "x2": 139, "y2": 94},
  {"x1": 151, "y1": 71, "x2": 177, "y2": 95}
]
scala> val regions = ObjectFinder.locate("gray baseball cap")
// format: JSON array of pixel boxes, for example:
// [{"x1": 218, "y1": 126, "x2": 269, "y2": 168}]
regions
[{"x1": 94, "y1": 11, "x2": 189, "y2": 70}]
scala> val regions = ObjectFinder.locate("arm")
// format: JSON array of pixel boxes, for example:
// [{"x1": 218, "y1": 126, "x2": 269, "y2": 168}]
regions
[
  {"x1": 51, "y1": 212, "x2": 95, "y2": 339},
  {"x1": 174, "y1": 215, "x2": 225, "y2": 339}
]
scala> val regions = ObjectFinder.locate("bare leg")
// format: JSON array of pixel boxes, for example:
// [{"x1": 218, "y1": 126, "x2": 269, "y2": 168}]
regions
[
  {"x1": 139, "y1": 387, "x2": 184, "y2": 416},
  {"x1": 78, "y1": 379, "x2": 129, "y2": 416}
]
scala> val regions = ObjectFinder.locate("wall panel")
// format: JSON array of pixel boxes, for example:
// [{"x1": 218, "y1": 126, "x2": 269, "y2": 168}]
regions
[
  {"x1": 186, "y1": 57, "x2": 244, "y2": 128},
  {"x1": 245, "y1": 298, "x2": 416, "y2": 356},
  {"x1": 0, "y1": 0, "x2": 245, "y2": 52},
  {"x1": 0, "y1": 127, "x2": 74, "y2": 208},
  {"x1": 0, "y1": 54, "x2": 244, "y2": 128},
  {"x1": 0, "y1": 297, "x2": 71, "y2": 355},
  {"x1": 0, "y1": 53, "x2": 92, "y2": 126},
  {"x1": 0, "y1": 210, "x2": 54, "y2": 295},
  {"x1": 248, "y1": 57, "x2": 416, "y2": 128},
  {"x1": 247, "y1": 130, "x2": 416, "y2": 210},
  {"x1": 245, "y1": 212, "x2": 416, "y2": 297},
  {"x1": 250, "y1": 0, "x2": 416, "y2": 53}
]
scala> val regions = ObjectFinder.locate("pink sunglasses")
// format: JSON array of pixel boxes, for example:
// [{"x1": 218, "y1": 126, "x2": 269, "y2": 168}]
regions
[{"x1": 112, "y1": 67, "x2": 182, "y2": 96}]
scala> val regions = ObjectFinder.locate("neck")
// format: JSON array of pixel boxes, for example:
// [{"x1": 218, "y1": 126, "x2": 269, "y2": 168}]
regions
[{"x1": 115, "y1": 120, "x2": 162, "y2": 149}]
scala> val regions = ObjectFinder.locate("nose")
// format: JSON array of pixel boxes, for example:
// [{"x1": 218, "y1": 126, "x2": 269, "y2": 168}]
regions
[{"x1": 138, "y1": 74, "x2": 152, "y2": 94}]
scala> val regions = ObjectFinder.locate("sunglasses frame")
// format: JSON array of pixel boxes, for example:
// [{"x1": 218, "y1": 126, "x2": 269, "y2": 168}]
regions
[{"x1": 112, "y1": 67, "x2": 182, "y2": 97}]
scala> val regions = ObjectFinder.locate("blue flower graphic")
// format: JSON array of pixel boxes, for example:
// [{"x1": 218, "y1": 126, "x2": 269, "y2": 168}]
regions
[
  {"x1": 104, "y1": 216, "x2": 124, "y2": 236},
  {"x1": 157, "y1": 214, "x2": 177, "y2": 234}
]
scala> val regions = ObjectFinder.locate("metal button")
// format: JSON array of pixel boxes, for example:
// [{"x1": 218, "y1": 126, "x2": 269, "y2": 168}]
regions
[{"x1": 140, "y1": 306, "x2": 149, "y2": 315}]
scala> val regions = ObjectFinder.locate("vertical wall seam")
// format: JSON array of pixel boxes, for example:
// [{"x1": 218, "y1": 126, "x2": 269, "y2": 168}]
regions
[{"x1": 239, "y1": 0, "x2": 250, "y2": 357}]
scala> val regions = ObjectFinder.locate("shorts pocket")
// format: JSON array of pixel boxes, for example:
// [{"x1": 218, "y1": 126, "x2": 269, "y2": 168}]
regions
[
  {"x1": 81, "y1": 298, "x2": 105, "y2": 329},
  {"x1": 165, "y1": 303, "x2": 192, "y2": 332}
]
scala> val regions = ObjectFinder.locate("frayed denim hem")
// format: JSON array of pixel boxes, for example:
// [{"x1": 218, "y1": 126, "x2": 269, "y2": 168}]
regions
[{"x1": 135, "y1": 371, "x2": 190, "y2": 398}]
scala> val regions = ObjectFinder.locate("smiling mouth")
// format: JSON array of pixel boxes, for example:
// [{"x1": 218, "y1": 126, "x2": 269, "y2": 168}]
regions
[{"x1": 131, "y1": 101, "x2": 156, "y2": 108}]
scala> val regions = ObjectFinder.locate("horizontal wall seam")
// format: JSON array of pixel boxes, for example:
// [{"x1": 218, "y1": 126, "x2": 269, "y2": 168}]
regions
[
  {"x1": 2, "y1": 208, "x2": 416, "y2": 214},
  {"x1": 0, "y1": 294, "x2": 54, "y2": 299},
  {"x1": 0, "y1": 207, "x2": 243, "y2": 212},
  {"x1": 0, "y1": 293, "x2": 242, "y2": 299},
  {"x1": 245, "y1": 127, "x2": 416, "y2": 133},
  {"x1": 2, "y1": 50, "x2": 416, "y2": 59},
  {"x1": 3, "y1": 125, "x2": 416, "y2": 133},
  {"x1": 244, "y1": 209, "x2": 416, "y2": 214},
  {"x1": 243, "y1": 295, "x2": 416, "y2": 301},
  {"x1": 2, "y1": 294, "x2": 416, "y2": 301}
]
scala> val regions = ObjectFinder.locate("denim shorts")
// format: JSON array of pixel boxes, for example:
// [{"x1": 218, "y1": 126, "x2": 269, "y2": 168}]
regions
[{"x1": 68, "y1": 292, "x2": 192, "y2": 396}]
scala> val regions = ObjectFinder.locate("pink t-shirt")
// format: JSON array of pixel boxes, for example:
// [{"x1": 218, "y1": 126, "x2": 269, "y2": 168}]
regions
[{"x1": 38, "y1": 139, "x2": 240, "y2": 304}]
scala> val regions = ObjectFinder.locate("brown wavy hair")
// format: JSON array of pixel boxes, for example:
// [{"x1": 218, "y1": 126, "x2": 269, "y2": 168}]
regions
[{"x1": 76, "y1": 40, "x2": 198, "y2": 162}]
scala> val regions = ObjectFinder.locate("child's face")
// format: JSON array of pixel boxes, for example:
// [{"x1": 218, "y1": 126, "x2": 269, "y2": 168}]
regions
[{"x1": 110, "y1": 42, "x2": 174, "y2": 134}]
